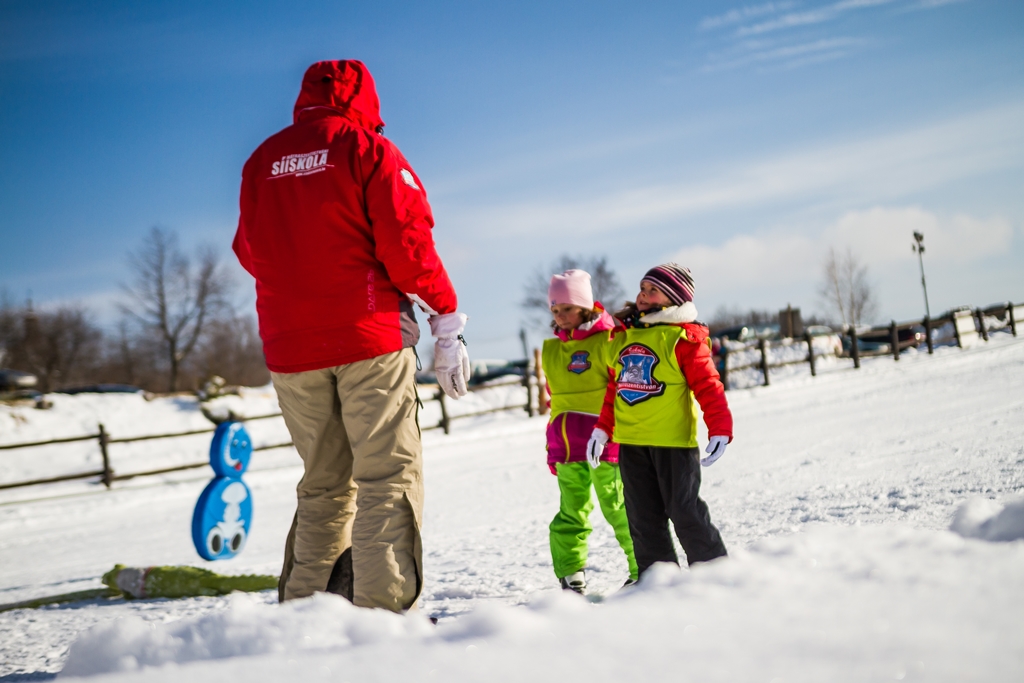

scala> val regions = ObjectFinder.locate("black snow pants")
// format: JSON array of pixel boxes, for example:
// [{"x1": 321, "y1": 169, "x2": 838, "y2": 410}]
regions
[{"x1": 618, "y1": 444, "x2": 727, "y2": 576}]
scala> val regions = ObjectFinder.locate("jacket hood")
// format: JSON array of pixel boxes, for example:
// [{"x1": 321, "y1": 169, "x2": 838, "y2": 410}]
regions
[
  {"x1": 554, "y1": 302, "x2": 615, "y2": 341},
  {"x1": 293, "y1": 60, "x2": 384, "y2": 131}
]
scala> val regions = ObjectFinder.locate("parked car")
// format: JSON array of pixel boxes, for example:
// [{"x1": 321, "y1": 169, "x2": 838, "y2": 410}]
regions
[
  {"x1": 58, "y1": 384, "x2": 144, "y2": 395},
  {"x1": 469, "y1": 359, "x2": 528, "y2": 385},
  {"x1": 714, "y1": 324, "x2": 781, "y2": 344},
  {"x1": 416, "y1": 359, "x2": 527, "y2": 387},
  {"x1": 844, "y1": 324, "x2": 926, "y2": 355},
  {"x1": 0, "y1": 387, "x2": 49, "y2": 409},
  {"x1": 805, "y1": 325, "x2": 837, "y2": 337},
  {"x1": 0, "y1": 369, "x2": 38, "y2": 391}
]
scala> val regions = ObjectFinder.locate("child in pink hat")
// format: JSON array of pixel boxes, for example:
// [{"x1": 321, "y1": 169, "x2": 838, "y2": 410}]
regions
[{"x1": 541, "y1": 270, "x2": 637, "y2": 595}]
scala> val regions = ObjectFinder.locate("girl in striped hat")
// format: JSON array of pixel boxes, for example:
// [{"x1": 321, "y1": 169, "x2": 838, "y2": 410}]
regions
[
  {"x1": 589, "y1": 263, "x2": 732, "y2": 577},
  {"x1": 541, "y1": 269, "x2": 638, "y2": 595}
]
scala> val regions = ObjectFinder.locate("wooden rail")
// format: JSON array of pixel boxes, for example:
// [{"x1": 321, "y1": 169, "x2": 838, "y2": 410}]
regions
[
  {"x1": 0, "y1": 378, "x2": 539, "y2": 491},
  {"x1": 719, "y1": 300, "x2": 1021, "y2": 389},
  {"x1": 5, "y1": 301, "x2": 1018, "y2": 491},
  {"x1": 424, "y1": 376, "x2": 534, "y2": 434}
]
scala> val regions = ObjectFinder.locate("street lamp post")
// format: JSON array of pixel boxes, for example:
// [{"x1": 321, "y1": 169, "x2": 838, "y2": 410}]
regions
[
  {"x1": 912, "y1": 231, "x2": 931, "y2": 319},
  {"x1": 912, "y1": 231, "x2": 933, "y2": 354}
]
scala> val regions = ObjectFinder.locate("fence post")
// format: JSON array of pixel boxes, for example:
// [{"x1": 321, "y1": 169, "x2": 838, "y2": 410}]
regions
[
  {"x1": 534, "y1": 348, "x2": 547, "y2": 416},
  {"x1": 924, "y1": 316, "x2": 933, "y2": 354},
  {"x1": 976, "y1": 308, "x2": 989, "y2": 342},
  {"x1": 720, "y1": 346, "x2": 729, "y2": 390},
  {"x1": 849, "y1": 326, "x2": 861, "y2": 369},
  {"x1": 890, "y1": 321, "x2": 900, "y2": 361},
  {"x1": 804, "y1": 330, "x2": 816, "y2": 377},
  {"x1": 1009, "y1": 302, "x2": 1017, "y2": 337},
  {"x1": 436, "y1": 390, "x2": 450, "y2": 435},
  {"x1": 758, "y1": 338, "x2": 770, "y2": 386},
  {"x1": 522, "y1": 367, "x2": 535, "y2": 417},
  {"x1": 98, "y1": 424, "x2": 113, "y2": 489}
]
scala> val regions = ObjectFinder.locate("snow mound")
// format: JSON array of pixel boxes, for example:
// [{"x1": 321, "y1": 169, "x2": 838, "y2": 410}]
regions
[
  {"x1": 59, "y1": 525, "x2": 1024, "y2": 682},
  {"x1": 60, "y1": 592, "x2": 433, "y2": 677},
  {"x1": 951, "y1": 497, "x2": 1024, "y2": 542}
]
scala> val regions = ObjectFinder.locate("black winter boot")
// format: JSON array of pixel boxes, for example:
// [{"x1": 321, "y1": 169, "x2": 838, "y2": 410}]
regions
[{"x1": 559, "y1": 570, "x2": 586, "y2": 595}]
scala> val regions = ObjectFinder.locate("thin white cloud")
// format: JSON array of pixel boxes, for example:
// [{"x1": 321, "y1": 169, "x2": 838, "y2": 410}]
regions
[
  {"x1": 702, "y1": 37, "x2": 864, "y2": 72},
  {"x1": 700, "y1": 0, "x2": 968, "y2": 72},
  {"x1": 737, "y1": 0, "x2": 894, "y2": 37},
  {"x1": 445, "y1": 102, "x2": 1024, "y2": 238},
  {"x1": 912, "y1": 0, "x2": 969, "y2": 8},
  {"x1": 824, "y1": 206, "x2": 1013, "y2": 265},
  {"x1": 671, "y1": 233, "x2": 819, "y2": 291},
  {"x1": 667, "y1": 206, "x2": 1014, "y2": 314},
  {"x1": 699, "y1": 2, "x2": 798, "y2": 31}
]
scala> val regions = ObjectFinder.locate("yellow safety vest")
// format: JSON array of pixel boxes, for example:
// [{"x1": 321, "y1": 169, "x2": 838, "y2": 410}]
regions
[{"x1": 608, "y1": 325, "x2": 698, "y2": 448}]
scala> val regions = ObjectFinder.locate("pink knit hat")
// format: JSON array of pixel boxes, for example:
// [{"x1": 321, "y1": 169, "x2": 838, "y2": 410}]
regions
[{"x1": 548, "y1": 269, "x2": 594, "y2": 309}]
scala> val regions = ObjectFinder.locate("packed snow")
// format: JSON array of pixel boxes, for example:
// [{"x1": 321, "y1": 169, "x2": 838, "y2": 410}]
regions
[{"x1": 1, "y1": 333, "x2": 1023, "y2": 681}]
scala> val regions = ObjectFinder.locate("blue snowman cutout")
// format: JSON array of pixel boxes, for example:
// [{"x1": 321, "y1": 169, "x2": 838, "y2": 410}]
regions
[{"x1": 192, "y1": 421, "x2": 254, "y2": 560}]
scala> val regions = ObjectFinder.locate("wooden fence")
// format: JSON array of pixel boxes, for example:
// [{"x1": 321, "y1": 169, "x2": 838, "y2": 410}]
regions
[
  {"x1": 3, "y1": 302, "x2": 1017, "y2": 491},
  {"x1": 0, "y1": 412, "x2": 291, "y2": 491},
  {"x1": 426, "y1": 367, "x2": 545, "y2": 435},
  {"x1": 721, "y1": 300, "x2": 1021, "y2": 389},
  {"x1": 0, "y1": 369, "x2": 548, "y2": 493}
]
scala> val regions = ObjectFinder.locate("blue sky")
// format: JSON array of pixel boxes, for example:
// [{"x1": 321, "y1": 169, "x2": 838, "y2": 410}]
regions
[{"x1": 1, "y1": 0, "x2": 1022, "y2": 359}]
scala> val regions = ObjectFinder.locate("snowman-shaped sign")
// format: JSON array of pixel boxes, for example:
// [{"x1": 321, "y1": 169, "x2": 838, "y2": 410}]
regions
[{"x1": 191, "y1": 422, "x2": 254, "y2": 560}]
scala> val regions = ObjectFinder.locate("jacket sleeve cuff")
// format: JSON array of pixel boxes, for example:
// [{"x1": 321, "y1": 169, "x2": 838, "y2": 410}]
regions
[{"x1": 428, "y1": 312, "x2": 467, "y2": 339}]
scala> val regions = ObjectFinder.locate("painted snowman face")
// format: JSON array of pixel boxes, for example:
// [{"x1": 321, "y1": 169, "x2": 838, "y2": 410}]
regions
[
  {"x1": 192, "y1": 421, "x2": 255, "y2": 561},
  {"x1": 210, "y1": 422, "x2": 252, "y2": 478}
]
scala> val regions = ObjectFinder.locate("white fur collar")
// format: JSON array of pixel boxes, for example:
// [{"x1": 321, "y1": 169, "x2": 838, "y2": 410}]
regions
[{"x1": 639, "y1": 302, "x2": 698, "y2": 325}]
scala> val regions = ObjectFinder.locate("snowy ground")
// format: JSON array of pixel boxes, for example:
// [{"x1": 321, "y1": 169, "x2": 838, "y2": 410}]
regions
[{"x1": 1, "y1": 334, "x2": 1023, "y2": 681}]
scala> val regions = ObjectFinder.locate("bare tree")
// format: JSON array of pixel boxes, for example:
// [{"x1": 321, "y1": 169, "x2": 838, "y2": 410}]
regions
[
  {"x1": 194, "y1": 313, "x2": 270, "y2": 388},
  {"x1": 818, "y1": 247, "x2": 878, "y2": 328},
  {"x1": 522, "y1": 254, "x2": 626, "y2": 327},
  {"x1": 0, "y1": 291, "x2": 14, "y2": 368},
  {"x1": 0, "y1": 298, "x2": 103, "y2": 391},
  {"x1": 122, "y1": 227, "x2": 232, "y2": 392},
  {"x1": 96, "y1": 319, "x2": 157, "y2": 389},
  {"x1": 707, "y1": 306, "x2": 779, "y2": 335}
]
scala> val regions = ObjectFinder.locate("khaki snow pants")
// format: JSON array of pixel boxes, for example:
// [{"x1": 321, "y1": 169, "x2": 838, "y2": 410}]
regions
[{"x1": 271, "y1": 348, "x2": 423, "y2": 612}]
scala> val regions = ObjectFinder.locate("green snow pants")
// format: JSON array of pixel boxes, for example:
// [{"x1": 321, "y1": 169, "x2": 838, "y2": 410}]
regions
[{"x1": 549, "y1": 461, "x2": 638, "y2": 580}]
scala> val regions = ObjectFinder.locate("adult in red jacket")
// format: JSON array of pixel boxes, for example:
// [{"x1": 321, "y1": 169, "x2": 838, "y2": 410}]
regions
[{"x1": 233, "y1": 60, "x2": 470, "y2": 612}]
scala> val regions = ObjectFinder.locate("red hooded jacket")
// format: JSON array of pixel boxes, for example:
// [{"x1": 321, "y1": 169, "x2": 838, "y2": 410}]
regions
[{"x1": 233, "y1": 60, "x2": 458, "y2": 373}]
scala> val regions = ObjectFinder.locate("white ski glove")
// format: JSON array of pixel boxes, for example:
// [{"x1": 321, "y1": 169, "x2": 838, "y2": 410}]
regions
[
  {"x1": 429, "y1": 312, "x2": 470, "y2": 400},
  {"x1": 701, "y1": 435, "x2": 729, "y2": 467},
  {"x1": 586, "y1": 428, "x2": 610, "y2": 469}
]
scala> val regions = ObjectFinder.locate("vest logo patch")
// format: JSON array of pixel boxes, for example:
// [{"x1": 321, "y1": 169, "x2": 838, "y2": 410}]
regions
[
  {"x1": 567, "y1": 351, "x2": 591, "y2": 375},
  {"x1": 270, "y1": 149, "x2": 330, "y2": 178},
  {"x1": 616, "y1": 344, "x2": 665, "y2": 405}
]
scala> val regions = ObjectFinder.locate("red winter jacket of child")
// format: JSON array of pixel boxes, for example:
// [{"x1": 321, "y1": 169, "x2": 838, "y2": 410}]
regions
[
  {"x1": 595, "y1": 303, "x2": 733, "y2": 441},
  {"x1": 233, "y1": 60, "x2": 457, "y2": 373}
]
